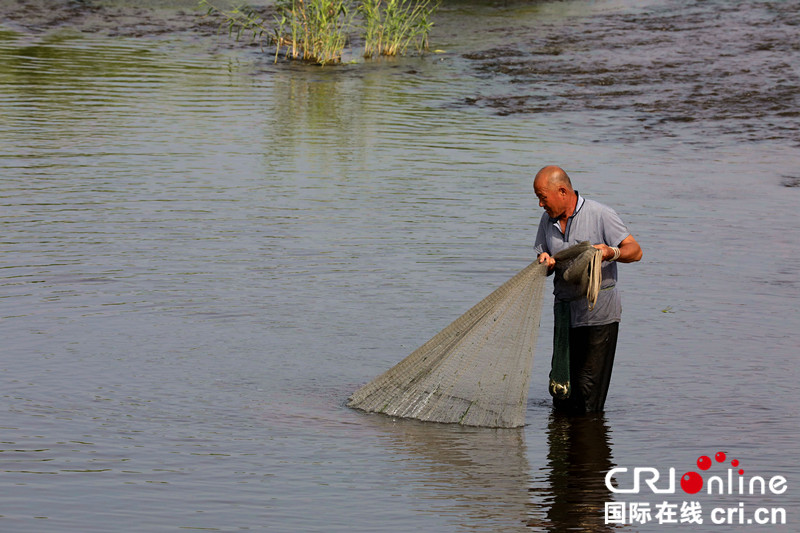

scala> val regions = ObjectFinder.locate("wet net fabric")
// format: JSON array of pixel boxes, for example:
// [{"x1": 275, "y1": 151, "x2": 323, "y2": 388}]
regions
[
  {"x1": 347, "y1": 261, "x2": 548, "y2": 428},
  {"x1": 553, "y1": 241, "x2": 603, "y2": 310},
  {"x1": 547, "y1": 242, "x2": 603, "y2": 399}
]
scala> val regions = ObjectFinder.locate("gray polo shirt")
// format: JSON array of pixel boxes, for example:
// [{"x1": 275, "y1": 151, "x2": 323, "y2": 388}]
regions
[{"x1": 533, "y1": 192, "x2": 631, "y2": 327}]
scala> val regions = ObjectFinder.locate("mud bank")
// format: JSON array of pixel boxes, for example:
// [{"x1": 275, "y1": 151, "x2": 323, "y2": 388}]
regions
[
  {"x1": 456, "y1": 1, "x2": 800, "y2": 146},
  {"x1": 0, "y1": 0, "x2": 273, "y2": 41}
]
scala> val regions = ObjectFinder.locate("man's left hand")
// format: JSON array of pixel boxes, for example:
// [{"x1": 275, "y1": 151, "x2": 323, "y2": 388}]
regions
[{"x1": 594, "y1": 235, "x2": 643, "y2": 263}]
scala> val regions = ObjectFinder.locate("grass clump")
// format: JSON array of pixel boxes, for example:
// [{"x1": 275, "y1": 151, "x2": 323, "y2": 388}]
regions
[
  {"x1": 274, "y1": 0, "x2": 352, "y2": 65},
  {"x1": 359, "y1": 0, "x2": 438, "y2": 58},
  {"x1": 200, "y1": 0, "x2": 437, "y2": 65}
]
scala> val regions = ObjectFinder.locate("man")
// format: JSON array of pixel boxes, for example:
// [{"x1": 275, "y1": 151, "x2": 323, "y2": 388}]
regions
[{"x1": 533, "y1": 165, "x2": 642, "y2": 413}]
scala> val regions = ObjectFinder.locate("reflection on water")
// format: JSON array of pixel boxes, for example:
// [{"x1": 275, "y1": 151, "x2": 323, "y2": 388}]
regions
[
  {"x1": 366, "y1": 416, "x2": 534, "y2": 532},
  {"x1": 359, "y1": 410, "x2": 615, "y2": 532},
  {"x1": 537, "y1": 414, "x2": 614, "y2": 532}
]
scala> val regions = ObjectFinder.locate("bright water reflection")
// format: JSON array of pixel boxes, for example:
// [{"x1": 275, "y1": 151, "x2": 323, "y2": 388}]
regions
[{"x1": 1, "y1": 1, "x2": 799, "y2": 531}]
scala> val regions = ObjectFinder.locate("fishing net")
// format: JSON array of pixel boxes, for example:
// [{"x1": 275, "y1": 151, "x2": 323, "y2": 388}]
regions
[
  {"x1": 347, "y1": 261, "x2": 548, "y2": 428},
  {"x1": 552, "y1": 241, "x2": 603, "y2": 310},
  {"x1": 548, "y1": 242, "x2": 603, "y2": 399}
]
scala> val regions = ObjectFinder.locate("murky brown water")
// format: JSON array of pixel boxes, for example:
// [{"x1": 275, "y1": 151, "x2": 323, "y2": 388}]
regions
[{"x1": 1, "y1": 1, "x2": 798, "y2": 531}]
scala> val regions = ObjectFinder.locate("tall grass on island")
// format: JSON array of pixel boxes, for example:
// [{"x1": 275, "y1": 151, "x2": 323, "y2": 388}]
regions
[
  {"x1": 359, "y1": 0, "x2": 437, "y2": 58},
  {"x1": 274, "y1": 0, "x2": 352, "y2": 64},
  {"x1": 200, "y1": 0, "x2": 438, "y2": 65}
]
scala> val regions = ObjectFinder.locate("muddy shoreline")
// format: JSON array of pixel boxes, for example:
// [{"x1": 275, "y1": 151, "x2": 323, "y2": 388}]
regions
[{"x1": 0, "y1": 0, "x2": 274, "y2": 42}]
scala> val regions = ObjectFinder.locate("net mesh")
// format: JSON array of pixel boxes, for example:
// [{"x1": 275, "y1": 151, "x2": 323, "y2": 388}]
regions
[{"x1": 347, "y1": 261, "x2": 548, "y2": 428}]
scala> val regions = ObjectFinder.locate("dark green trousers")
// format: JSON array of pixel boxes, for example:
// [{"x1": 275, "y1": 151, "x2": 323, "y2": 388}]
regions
[{"x1": 553, "y1": 322, "x2": 619, "y2": 414}]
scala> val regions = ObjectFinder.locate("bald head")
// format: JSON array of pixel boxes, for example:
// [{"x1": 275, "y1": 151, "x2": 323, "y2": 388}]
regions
[
  {"x1": 533, "y1": 165, "x2": 577, "y2": 221},
  {"x1": 533, "y1": 165, "x2": 573, "y2": 191}
]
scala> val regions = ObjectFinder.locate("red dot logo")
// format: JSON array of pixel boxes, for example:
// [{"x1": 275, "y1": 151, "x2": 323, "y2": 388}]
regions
[
  {"x1": 682, "y1": 451, "x2": 743, "y2": 494},
  {"x1": 681, "y1": 471, "x2": 704, "y2": 494}
]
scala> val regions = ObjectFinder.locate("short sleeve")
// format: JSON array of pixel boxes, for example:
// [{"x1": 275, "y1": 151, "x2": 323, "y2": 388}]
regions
[{"x1": 601, "y1": 205, "x2": 630, "y2": 247}]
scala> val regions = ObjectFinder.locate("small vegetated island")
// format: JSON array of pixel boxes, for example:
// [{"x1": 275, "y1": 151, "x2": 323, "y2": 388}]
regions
[{"x1": 200, "y1": 0, "x2": 439, "y2": 65}]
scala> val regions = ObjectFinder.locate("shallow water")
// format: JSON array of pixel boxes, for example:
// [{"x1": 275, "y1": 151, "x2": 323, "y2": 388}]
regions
[{"x1": 1, "y1": 0, "x2": 799, "y2": 531}]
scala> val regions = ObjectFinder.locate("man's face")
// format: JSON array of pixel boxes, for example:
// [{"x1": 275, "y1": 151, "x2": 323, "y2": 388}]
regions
[{"x1": 534, "y1": 182, "x2": 566, "y2": 219}]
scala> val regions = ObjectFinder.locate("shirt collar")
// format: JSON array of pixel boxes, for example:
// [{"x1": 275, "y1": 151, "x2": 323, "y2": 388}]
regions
[{"x1": 550, "y1": 191, "x2": 584, "y2": 225}]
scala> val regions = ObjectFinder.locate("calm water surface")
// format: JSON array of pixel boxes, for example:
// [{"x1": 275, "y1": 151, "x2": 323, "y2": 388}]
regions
[{"x1": 1, "y1": 0, "x2": 798, "y2": 531}]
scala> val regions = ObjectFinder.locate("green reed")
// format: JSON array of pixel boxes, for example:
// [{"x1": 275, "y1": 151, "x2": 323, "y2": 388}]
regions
[
  {"x1": 359, "y1": 0, "x2": 438, "y2": 58},
  {"x1": 200, "y1": 0, "x2": 437, "y2": 65},
  {"x1": 274, "y1": 0, "x2": 351, "y2": 65}
]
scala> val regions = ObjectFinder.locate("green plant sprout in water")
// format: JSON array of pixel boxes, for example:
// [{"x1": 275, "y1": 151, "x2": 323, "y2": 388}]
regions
[
  {"x1": 200, "y1": 1, "x2": 270, "y2": 46},
  {"x1": 199, "y1": 0, "x2": 437, "y2": 65}
]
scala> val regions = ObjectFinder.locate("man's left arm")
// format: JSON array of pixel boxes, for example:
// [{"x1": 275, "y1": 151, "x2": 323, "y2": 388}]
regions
[{"x1": 594, "y1": 235, "x2": 643, "y2": 263}]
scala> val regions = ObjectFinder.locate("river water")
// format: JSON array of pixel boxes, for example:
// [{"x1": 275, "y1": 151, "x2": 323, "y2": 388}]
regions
[{"x1": 1, "y1": 0, "x2": 798, "y2": 531}]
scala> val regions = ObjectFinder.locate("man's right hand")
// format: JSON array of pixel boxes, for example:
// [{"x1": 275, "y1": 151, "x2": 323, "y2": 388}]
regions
[{"x1": 538, "y1": 252, "x2": 556, "y2": 271}]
